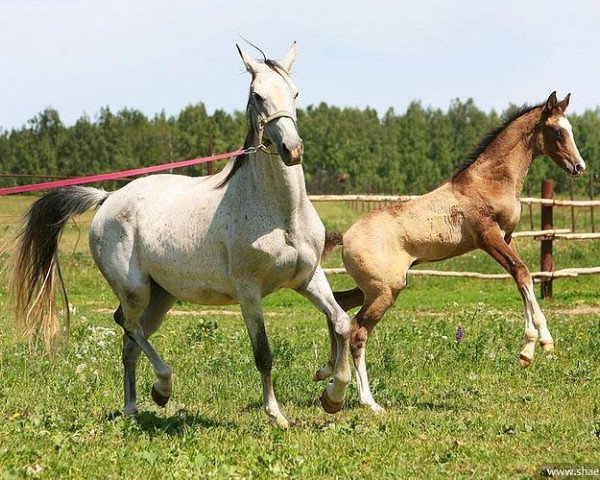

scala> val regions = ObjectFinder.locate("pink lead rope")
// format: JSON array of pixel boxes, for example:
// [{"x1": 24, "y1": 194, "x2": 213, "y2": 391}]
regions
[{"x1": 0, "y1": 147, "x2": 250, "y2": 196}]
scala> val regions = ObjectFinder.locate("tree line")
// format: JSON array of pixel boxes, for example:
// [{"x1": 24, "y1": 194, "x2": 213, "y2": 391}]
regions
[{"x1": 1, "y1": 99, "x2": 599, "y2": 196}]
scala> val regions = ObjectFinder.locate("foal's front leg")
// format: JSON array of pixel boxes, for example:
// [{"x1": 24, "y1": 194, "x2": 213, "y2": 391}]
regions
[
  {"x1": 237, "y1": 283, "x2": 294, "y2": 428},
  {"x1": 298, "y1": 267, "x2": 352, "y2": 414},
  {"x1": 479, "y1": 227, "x2": 554, "y2": 366}
]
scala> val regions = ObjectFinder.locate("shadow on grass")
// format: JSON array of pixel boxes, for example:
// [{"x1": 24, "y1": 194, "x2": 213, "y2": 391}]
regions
[{"x1": 106, "y1": 409, "x2": 236, "y2": 436}]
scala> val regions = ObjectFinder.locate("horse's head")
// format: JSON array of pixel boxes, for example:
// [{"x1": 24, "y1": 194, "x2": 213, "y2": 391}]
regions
[
  {"x1": 238, "y1": 43, "x2": 303, "y2": 166},
  {"x1": 536, "y1": 91, "x2": 586, "y2": 178}
]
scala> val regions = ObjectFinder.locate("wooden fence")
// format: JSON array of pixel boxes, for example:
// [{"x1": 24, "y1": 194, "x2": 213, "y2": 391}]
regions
[{"x1": 310, "y1": 180, "x2": 600, "y2": 299}]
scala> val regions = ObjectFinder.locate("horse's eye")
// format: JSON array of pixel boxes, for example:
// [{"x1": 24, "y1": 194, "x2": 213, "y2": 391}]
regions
[
  {"x1": 294, "y1": 92, "x2": 299, "y2": 99},
  {"x1": 253, "y1": 92, "x2": 264, "y2": 102},
  {"x1": 554, "y1": 129, "x2": 562, "y2": 140}
]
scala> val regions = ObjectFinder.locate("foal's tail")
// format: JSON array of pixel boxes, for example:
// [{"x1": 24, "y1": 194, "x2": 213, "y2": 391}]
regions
[
  {"x1": 11, "y1": 186, "x2": 110, "y2": 353},
  {"x1": 322, "y1": 230, "x2": 343, "y2": 260}
]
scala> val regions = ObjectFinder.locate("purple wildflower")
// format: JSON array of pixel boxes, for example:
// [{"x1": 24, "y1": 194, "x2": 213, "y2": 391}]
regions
[{"x1": 455, "y1": 324, "x2": 465, "y2": 343}]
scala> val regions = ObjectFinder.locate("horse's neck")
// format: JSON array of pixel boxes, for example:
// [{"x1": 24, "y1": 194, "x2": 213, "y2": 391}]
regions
[
  {"x1": 237, "y1": 150, "x2": 308, "y2": 213},
  {"x1": 467, "y1": 111, "x2": 540, "y2": 197}
]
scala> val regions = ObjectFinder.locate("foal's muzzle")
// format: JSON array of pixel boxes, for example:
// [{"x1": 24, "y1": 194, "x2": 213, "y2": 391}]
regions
[{"x1": 572, "y1": 161, "x2": 586, "y2": 177}]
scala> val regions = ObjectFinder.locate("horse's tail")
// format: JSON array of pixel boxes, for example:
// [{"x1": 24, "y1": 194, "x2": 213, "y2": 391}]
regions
[
  {"x1": 11, "y1": 186, "x2": 110, "y2": 353},
  {"x1": 322, "y1": 230, "x2": 343, "y2": 260}
]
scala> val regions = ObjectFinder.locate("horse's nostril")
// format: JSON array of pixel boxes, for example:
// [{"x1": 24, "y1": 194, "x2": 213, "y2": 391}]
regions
[
  {"x1": 281, "y1": 143, "x2": 291, "y2": 156},
  {"x1": 575, "y1": 163, "x2": 584, "y2": 174}
]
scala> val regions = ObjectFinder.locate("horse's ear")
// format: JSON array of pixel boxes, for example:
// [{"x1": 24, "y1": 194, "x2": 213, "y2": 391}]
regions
[
  {"x1": 557, "y1": 93, "x2": 571, "y2": 112},
  {"x1": 280, "y1": 41, "x2": 298, "y2": 73},
  {"x1": 237, "y1": 44, "x2": 259, "y2": 74},
  {"x1": 543, "y1": 91, "x2": 558, "y2": 113}
]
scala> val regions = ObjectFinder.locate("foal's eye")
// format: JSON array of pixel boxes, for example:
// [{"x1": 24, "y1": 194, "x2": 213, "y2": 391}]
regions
[
  {"x1": 294, "y1": 92, "x2": 299, "y2": 99},
  {"x1": 554, "y1": 129, "x2": 562, "y2": 140}
]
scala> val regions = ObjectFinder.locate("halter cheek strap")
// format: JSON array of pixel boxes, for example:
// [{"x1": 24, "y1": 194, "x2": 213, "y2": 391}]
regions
[{"x1": 247, "y1": 100, "x2": 297, "y2": 147}]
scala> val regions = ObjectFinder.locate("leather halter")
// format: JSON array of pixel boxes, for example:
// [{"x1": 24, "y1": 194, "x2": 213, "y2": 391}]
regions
[{"x1": 246, "y1": 98, "x2": 297, "y2": 148}]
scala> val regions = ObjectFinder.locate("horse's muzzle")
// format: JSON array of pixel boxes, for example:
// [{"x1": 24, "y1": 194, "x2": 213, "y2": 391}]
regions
[{"x1": 282, "y1": 142, "x2": 304, "y2": 166}]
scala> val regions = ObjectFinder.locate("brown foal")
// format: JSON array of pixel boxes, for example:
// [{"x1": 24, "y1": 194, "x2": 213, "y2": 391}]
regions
[{"x1": 319, "y1": 92, "x2": 586, "y2": 412}]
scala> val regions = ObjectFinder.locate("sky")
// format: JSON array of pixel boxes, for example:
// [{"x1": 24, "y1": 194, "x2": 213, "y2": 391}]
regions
[{"x1": 1, "y1": 0, "x2": 599, "y2": 129}]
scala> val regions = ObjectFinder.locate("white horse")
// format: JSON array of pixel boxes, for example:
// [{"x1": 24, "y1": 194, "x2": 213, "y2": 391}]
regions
[{"x1": 12, "y1": 43, "x2": 352, "y2": 427}]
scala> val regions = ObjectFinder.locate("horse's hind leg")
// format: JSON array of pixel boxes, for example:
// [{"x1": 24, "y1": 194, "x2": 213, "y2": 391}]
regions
[
  {"x1": 116, "y1": 281, "x2": 175, "y2": 415},
  {"x1": 114, "y1": 276, "x2": 175, "y2": 413}
]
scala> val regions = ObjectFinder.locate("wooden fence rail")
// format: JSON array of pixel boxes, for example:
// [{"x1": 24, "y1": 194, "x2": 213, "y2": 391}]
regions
[
  {"x1": 308, "y1": 194, "x2": 600, "y2": 208},
  {"x1": 323, "y1": 266, "x2": 600, "y2": 281}
]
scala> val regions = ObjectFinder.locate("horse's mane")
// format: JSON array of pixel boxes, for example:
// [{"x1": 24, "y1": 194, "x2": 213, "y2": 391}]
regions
[
  {"x1": 216, "y1": 60, "x2": 287, "y2": 189},
  {"x1": 452, "y1": 103, "x2": 543, "y2": 179}
]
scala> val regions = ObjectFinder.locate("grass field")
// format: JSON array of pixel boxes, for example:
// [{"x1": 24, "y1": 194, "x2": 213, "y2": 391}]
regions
[{"x1": 1, "y1": 194, "x2": 600, "y2": 478}]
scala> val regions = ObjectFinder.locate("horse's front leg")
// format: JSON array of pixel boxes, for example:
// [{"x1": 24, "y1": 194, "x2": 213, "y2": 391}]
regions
[
  {"x1": 237, "y1": 283, "x2": 294, "y2": 428},
  {"x1": 479, "y1": 226, "x2": 554, "y2": 367},
  {"x1": 298, "y1": 267, "x2": 352, "y2": 414}
]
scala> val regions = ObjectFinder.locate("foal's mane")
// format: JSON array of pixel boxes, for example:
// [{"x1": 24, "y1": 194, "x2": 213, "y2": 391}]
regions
[
  {"x1": 452, "y1": 103, "x2": 543, "y2": 179},
  {"x1": 216, "y1": 59, "x2": 288, "y2": 189}
]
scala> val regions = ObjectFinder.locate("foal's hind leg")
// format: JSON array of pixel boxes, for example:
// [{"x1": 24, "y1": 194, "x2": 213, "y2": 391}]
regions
[
  {"x1": 351, "y1": 283, "x2": 401, "y2": 413},
  {"x1": 116, "y1": 282, "x2": 175, "y2": 415}
]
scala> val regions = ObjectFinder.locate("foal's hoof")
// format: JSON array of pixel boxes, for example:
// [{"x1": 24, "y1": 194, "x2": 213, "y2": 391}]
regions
[
  {"x1": 519, "y1": 354, "x2": 533, "y2": 368},
  {"x1": 151, "y1": 385, "x2": 170, "y2": 407},
  {"x1": 540, "y1": 340, "x2": 554, "y2": 352},
  {"x1": 320, "y1": 390, "x2": 344, "y2": 414},
  {"x1": 364, "y1": 402, "x2": 385, "y2": 414}
]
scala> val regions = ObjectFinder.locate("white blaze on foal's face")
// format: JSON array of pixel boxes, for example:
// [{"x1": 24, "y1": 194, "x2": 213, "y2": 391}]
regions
[{"x1": 557, "y1": 116, "x2": 586, "y2": 171}]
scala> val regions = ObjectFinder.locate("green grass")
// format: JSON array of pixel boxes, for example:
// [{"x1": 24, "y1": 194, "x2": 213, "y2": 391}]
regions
[{"x1": 1, "y1": 195, "x2": 600, "y2": 478}]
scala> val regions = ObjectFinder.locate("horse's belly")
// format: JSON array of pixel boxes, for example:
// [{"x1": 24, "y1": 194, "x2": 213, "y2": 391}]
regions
[{"x1": 143, "y1": 246, "x2": 238, "y2": 304}]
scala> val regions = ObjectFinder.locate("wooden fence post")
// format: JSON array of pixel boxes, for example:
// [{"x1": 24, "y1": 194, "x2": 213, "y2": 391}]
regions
[
  {"x1": 590, "y1": 172, "x2": 596, "y2": 233},
  {"x1": 206, "y1": 135, "x2": 215, "y2": 176},
  {"x1": 540, "y1": 179, "x2": 554, "y2": 299}
]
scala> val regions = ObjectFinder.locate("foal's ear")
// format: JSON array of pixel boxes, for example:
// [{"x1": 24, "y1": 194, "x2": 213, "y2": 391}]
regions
[
  {"x1": 280, "y1": 41, "x2": 298, "y2": 73},
  {"x1": 557, "y1": 93, "x2": 571, "y2": 112},
  {"x1": 543, "y1": 91, "x2": 558, "y2": 113},
  {"x1": 236, "y1": 44, "x2": 259, "y2": 74}
]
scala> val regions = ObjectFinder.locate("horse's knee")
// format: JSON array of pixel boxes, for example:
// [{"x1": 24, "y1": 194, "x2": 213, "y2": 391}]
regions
[{"x1": 514, "y1": 264, "x2": 532, "y2": 287}]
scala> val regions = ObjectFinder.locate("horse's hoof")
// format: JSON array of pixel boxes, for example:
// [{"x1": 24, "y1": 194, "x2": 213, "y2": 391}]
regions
[
  {"x1": 519, "y1": 354, "x2": 532, "y2": 368},
  {"x1": 271, "y1": 414, "x2": 295, "y2": 429},
  {"x1": 123, "y1": 404, "x2": 139, "y2": 416},
  {"x1": 540, "y1": 341, "x2": 554, "y2": 352},
  {"x1": 320, "y1": 390, "x2": 344, "y2": 414},
  {"x1": 151, "y1": 385, "x2": 170, "y2": 407}
]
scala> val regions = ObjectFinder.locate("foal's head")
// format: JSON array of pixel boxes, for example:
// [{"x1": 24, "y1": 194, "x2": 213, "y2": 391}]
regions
[
  {"x1": 238, "y1": 43, "x2": 303, "y2": 166},
  {"x1": 535, "y1": 91, "x2": 586, "y2": 177}
]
